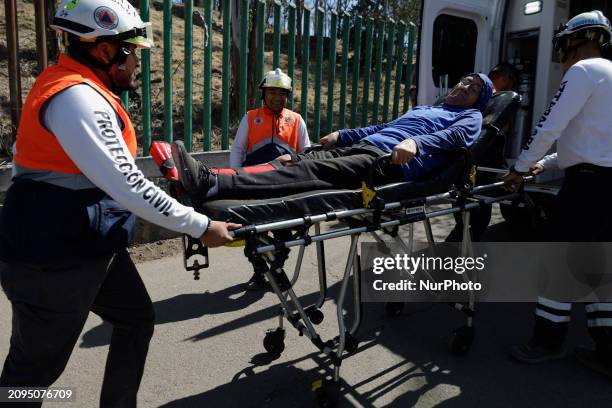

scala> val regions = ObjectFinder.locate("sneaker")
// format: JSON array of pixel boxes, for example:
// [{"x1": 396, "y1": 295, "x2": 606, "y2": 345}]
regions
[
  {"x1": 245, "y1": 272, "x2": 271, "y2": 291},
  {"x1": 576, "y1": 345, "x2": 612, "y2": 379},
  {"x1": 171, "y1": 140, "x2": 215, "y2": 203},
  {"x1": 509, "y1": 342, "x2": 566, "y2": 364}
]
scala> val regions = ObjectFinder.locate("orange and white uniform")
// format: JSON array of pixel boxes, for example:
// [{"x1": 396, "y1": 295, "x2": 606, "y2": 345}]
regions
[
  {"x1": 8, "y1": 54, "x2": 208, "y2": 244},
  {"x1": 230, "y1": 105, "x2": 310, "y2": 167}
]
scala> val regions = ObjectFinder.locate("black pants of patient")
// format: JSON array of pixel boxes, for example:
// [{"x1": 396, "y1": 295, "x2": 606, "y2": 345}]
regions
[{"x1": 216, "y1": 141, "x2": 405, "y2": 199}]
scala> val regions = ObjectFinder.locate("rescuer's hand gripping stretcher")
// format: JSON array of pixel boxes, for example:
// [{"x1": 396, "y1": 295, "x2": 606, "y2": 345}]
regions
[{"x1": 151, "y1": 91, "x2": 523, "y2": 406}]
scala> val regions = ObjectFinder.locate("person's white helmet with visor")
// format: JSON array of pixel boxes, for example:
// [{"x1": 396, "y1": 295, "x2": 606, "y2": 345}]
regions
[
  {"x1": 51, "y1": 0, "x2": 154, "y2": 48},
  {"x1": 553, "y1": 10, "x2": 612, "y2": 62},
  {"x1": 259, "y1": 68, "x2": 293, "y2": 92}
]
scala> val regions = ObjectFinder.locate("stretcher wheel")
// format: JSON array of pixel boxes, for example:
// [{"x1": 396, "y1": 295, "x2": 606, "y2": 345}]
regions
[
  {"x1": 344, "y1": 333, "x2": 359, "y2": 353},
  {"x1": 263, "y1": 328, "x2": 285, "y2": 356},
  {"x1": 449, "y1": 325, "x2": 474, "y2": 356},
  {"x1": 313, "y1": 379, "x2": 340, "y2": 408},
  {"x1": 305, "y1": 306, "x2": 324, "y2": 325},
  {"x1": 385, "y1": 302, "x2": 404, "y2": 317},
  {"x1": 500, "y1": 203, "x2": 533, "y2": 226}
]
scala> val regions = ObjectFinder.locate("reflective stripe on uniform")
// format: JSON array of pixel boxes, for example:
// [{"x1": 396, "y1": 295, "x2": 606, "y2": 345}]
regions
[
  {"x1": 538, "y1": 296, "x2": 572, "y2": 311},
  {"x1": 536, "y1": 297, "x2": 572, "y2": 323},
  {"x1": 586, "y1": 303, "x2": 612, "y2": 327},
  {"x1": 586, "y1": 303, "x2": 612, "y2": 312},
  {"x1": 587, "y1": 318, "x2": 612, "y2": 327},
  {"x1": 536, "y1": 308, "x2": 571, "y2": 323}
]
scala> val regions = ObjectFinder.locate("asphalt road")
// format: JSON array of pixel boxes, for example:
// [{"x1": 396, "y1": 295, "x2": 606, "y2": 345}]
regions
[{"x1": 1, "y1": 205, "x2": 611, "y2": 407}]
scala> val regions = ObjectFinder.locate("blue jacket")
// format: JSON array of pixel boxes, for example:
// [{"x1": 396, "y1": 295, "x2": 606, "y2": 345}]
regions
[
  {"x1": 0, "y1": 179, "x2": 135, "y2": 264},
  {"x1": 338, "y1": 104, "x2": 483, "y2": 181}
]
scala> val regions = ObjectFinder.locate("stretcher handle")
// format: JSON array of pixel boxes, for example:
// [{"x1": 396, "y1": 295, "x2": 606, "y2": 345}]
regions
[{"x1": 228, "y1": 226, "x2": 250, "y2": 239}]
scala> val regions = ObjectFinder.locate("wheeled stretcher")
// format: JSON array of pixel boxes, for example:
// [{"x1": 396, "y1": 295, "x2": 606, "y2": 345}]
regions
[{"x1": 151, "y1": 91, "x2": 521, "y2": 407}]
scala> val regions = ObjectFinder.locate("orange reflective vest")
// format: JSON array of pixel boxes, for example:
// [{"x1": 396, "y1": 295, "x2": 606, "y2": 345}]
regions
[
  {"x1": 14, "y1": 54, "x2": 137, "y2": 174},
  {"x1": 246, "y1": 106, "x2": 301, "y2": 155}
]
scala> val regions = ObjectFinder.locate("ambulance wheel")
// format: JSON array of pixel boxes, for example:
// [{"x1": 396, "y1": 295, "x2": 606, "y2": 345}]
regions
[
  {"x1": 385, "y1": 302, "x2": 404, "y2": 317},
  {"x1": 313, "y1": 379, "x2": 340, "y2": 408},
  {"x1": 305, "y1": 306, "x2": 325, "y2": 325},
  {"x1": 449, "y1": 325, "x2": 474, "y2": 356},
  {"x1": 263, "y1": 328, "x2": 285, "y2": 356}
]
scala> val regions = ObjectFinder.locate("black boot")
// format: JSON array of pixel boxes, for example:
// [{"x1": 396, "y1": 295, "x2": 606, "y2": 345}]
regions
[
  {"x1": 576, "y1": 346, "x2": 612, "y2": 378},
  {"x1": 171, "y1": 140, "x2": 215, "y2": 203},
  {"x1": 576, "y1": 342, "x2": 612, "y2": 379},
  {"x1": 509, "y1": 341, "x2": 566, "y2": 364}
]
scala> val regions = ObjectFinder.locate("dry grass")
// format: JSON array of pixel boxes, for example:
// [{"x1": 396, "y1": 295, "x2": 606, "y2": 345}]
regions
[
  {"x1": 0, "y1": 2, "x2": 409, "y2": 157},
  {"x1": 0, "y1": 1, "x2": 39, "y2": 157}
]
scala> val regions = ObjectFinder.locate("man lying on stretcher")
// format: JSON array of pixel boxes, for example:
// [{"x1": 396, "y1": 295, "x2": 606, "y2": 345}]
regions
[{"x1": 172, "y1": 73, "x2": 493, "y2": 205}]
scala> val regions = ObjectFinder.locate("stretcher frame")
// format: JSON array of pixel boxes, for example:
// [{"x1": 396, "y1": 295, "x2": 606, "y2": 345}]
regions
[
  {"x1": 161, "y1": 91, "x2": 523, "y2": 406},
  {"x1": 180, "y1": 178, "x2": 523, "y2": 405}
]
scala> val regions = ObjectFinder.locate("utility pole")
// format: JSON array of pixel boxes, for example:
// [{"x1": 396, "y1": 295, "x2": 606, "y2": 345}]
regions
[{"x1": 6, "y1": 0, "x2": 22, "y2": 137}]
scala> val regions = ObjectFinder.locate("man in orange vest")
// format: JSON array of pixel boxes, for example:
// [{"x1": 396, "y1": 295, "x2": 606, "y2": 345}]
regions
[
  {"x1": 0, "y1": 0, "x2": 238, "y2": 405},
  {"x1": 230, "y1": 68, "x2": 311, "y2": 290},
  {"x1": 230, "y1": 68, "x2": 310, "y2": 167}
]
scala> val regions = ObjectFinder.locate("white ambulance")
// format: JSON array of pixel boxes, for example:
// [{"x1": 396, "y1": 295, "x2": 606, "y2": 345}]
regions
[{"x1": 415, "y1": 0, "x2": 612, "y2": 222}]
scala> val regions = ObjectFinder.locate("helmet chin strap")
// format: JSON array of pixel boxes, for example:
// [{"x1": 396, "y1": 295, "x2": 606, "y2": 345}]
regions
[{"x1": 82, "y1": 46, "x2": 131, "y2": 92}]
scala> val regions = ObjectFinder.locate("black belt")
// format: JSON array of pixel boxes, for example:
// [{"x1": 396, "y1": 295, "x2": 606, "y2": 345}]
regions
[{"x1": 565, "y1": 163, "x2": 612, "y2": 176}]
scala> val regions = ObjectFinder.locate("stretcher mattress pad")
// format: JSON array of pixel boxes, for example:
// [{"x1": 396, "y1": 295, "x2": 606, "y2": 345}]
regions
[{"x1": 201, "y1": 159, "x2": 466, "y2": 224}]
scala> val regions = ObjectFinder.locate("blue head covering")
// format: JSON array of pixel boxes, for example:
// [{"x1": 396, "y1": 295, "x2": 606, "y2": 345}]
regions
[{"x1": 470, "y1": 72, "x2": 493, "y2": 113}]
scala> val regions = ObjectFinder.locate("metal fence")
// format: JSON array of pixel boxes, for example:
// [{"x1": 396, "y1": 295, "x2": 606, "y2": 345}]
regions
[{"x1": 4, "y1": 0, "x2": 417, "y2": 156}]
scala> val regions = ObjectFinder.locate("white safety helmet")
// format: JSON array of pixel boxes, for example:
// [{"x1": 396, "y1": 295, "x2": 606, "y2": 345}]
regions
[
  {"x1": 51, "y1": 0, "x2": 154, "y2": 48},
  {"x1": 553, "y1": 10, "x2": 612, "y2": 54},
  {"x1": 259, "y1": 68, "x2": 292, "y2": 92}
]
